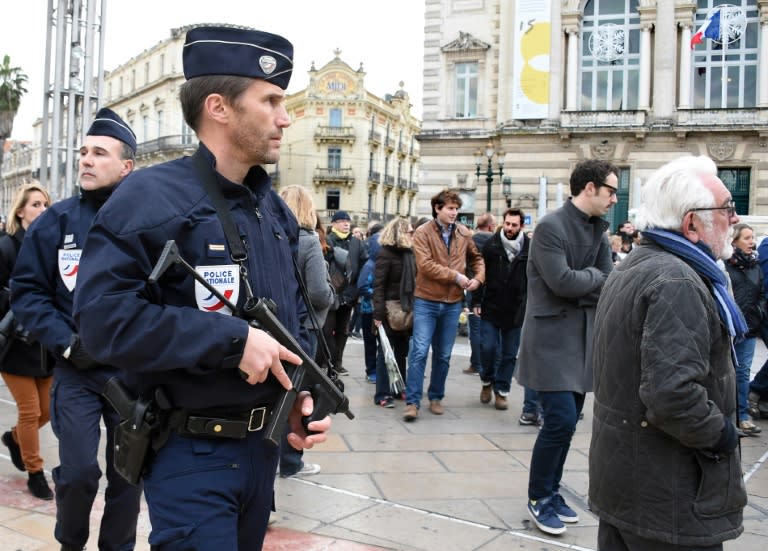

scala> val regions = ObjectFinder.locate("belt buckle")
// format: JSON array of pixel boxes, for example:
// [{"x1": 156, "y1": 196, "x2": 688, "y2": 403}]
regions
[{"x1": 247, "y1": 407, "x2": 266, "y2": 432}]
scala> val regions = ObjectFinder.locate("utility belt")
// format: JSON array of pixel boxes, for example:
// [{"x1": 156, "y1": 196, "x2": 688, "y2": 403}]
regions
[
  {"x1": 167, "y1": 405, "x2": 271, "y2": 439},
  {"x1": 103, "y1": 377, "x2": 272, "y2": 486}
]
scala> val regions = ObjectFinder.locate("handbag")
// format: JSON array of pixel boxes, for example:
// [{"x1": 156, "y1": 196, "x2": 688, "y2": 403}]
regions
[{"x1": 385, "y1": 299, "x2": 413, "y2": 331}]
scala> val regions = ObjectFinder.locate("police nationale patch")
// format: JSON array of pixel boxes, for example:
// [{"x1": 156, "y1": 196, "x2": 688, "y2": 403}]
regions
[
  {"x1": 58, "y1": 249, "x2": 81, "y2": 292},
  {"x1": 259, "y1": 55, "x2": 277, "y2": 75},
  {"x1": 194, "y1": 264, "x2": 240, "y2": 315}
]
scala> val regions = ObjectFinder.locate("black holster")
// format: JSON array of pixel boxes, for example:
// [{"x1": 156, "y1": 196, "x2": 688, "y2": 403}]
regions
[{"x1": 103, "y1": 377, "x2": 171, "y2": 486}]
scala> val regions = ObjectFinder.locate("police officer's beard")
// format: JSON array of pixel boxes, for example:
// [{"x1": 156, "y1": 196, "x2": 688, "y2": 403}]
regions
[{"x1": 232, "y1": 122, "x2": 276, "y2": 166}]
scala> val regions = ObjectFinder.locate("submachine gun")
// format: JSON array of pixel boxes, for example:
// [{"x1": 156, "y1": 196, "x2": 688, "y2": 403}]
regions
[{"x1": 148, "y1": 239, "x2": 354, "y2": 446}]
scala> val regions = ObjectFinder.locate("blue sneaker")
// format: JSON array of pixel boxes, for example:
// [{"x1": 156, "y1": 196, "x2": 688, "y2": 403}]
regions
[
  {"x1": 527, "y1": 497, "x2": 566, "y2": 535},
  {"x1": 366, "y1": 374, "x2": 377, "y2": 384},
  {"x1": 551, "y1": 493, "x2": 579, "y2": 523}
]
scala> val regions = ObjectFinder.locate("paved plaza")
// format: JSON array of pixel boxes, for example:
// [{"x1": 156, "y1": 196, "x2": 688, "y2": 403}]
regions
[{"x1": 0, "y1": 335, "x2": 766, "y2": 550}]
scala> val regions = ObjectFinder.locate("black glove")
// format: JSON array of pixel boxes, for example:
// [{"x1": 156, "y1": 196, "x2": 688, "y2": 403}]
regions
[
  {"x1": 709, "y1": 418, "x2": 738, "y2": 457},
  {"x1": 66, "y1": 334, "x2": 100, "y2": 370}
]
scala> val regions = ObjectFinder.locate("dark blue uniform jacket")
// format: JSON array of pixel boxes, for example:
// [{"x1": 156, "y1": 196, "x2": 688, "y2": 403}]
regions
[
  {"x1": 73, "y1": 145, "x2": 307, "y2": 410},
  {"x1": 10, "y1": 192, "x2": 117, "y2": 379}
]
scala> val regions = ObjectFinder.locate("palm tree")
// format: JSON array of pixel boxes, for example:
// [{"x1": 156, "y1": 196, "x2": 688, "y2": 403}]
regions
[{"x1": 0, "y1": 54, "x2": 29, "y2": 174}]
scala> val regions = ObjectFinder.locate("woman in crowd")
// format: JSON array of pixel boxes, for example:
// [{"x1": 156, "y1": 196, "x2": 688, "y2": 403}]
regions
[
  {"x1": 0, "y1": 183, "x2": 53, "y2": 499},
  {"x1": 725, "y1": 222, "x2": 763, "y2": 436},
  {"x1": 372, "y1": 217, "x2": 415, "y2": 407},
  {"x1": 277, "y1": 185, "x2": 335, "y2": 476}
]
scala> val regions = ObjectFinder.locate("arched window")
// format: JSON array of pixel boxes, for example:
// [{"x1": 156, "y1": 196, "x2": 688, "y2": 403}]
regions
[
  {"x1": 579, "y1": 0, "x2": 641, "y2": 111},
  {"x1": 691, "y1": 0, "x2": 759, "y2": 109}
]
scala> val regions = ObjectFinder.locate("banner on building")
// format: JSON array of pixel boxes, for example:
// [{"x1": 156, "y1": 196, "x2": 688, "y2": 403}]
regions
[{"x1": 512, "y1": 0, "x2": 551, "y2": 120}]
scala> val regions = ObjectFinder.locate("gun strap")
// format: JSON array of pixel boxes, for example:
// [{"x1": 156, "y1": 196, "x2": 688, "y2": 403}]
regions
[{"x1": 191, "y1": 148, "x2": 253, "y2": 303}]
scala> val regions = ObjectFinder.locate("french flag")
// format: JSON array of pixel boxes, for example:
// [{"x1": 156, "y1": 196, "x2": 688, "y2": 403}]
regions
[{"x1": 691, "y1": 7, "x2": 722, "y2": 48}]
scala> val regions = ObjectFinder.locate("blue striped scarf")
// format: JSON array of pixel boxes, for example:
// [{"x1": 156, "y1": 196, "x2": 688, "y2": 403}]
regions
[{"x1": 642, "y1": 228, "x2": 747, "y2": 342}]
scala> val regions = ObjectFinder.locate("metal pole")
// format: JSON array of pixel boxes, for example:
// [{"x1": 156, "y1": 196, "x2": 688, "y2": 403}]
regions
[
  {"x1": 40, "y1": 0, "x2": 55, "y2": 189},
  {"x1": 486, "y1": 157, "x2": 493, "y2": 213}
]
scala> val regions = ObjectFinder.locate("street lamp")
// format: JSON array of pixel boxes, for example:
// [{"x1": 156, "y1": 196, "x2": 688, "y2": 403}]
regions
[
  {"x1": 502, "y1": 177, "x2": 512, "y2": 208},
  {"x1": 475, "y1": 141, "x2": 504, "y2": 212}
]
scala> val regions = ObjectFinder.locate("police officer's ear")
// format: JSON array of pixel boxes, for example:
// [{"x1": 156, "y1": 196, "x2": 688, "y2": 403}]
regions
[
  {"x1": 203, "y1": 93, "x2": 230, "y2": 125},
  {"x1": 119, "y1": 158, "x2": 134, "y2": 178}
]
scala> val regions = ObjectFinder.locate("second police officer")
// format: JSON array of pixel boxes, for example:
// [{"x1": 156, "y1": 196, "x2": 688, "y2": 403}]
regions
[
  {"x1": 73, "y1": 26, "x2": 331, "y2": 549},
  {"x1": 11, "y1": 109, "x2": 142, "y2": 550}
]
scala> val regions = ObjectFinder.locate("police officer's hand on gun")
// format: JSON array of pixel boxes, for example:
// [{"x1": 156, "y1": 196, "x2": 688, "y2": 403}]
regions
[
  {"x1": 286, "y1": 390, "x2": 332, "y2": 451},
  {"x1": 238, "y1": 325, "x2": 301, "y2": 388}
]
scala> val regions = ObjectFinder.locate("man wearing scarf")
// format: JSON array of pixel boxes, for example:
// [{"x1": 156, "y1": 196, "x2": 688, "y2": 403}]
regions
[
  {"x1": 590, "y1": 155, "x2": 746, "y2": 550},
  {"x1": 472, "y1": 208, "x2": 529, "y2": 411}
]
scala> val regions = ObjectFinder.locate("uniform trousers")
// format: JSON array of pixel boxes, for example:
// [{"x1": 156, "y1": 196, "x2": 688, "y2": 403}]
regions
[
  {"x1": 144, "y1": 429, "x2": 279, "y2": 550},
  {"x1": 1, "y1": 372, "x2": 52, "y2": 472},
  {"x1": 50, "y1": 365, "x2": 141, "y2": 550}
]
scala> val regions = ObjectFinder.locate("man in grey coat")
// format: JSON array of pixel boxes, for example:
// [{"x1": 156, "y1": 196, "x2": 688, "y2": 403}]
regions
[
  {"x1": 517, "y1": 159, "x2": 617, "y2": 535},
  {"x1": 590, "y1": 156, "x2": 745, "y2": 550}
]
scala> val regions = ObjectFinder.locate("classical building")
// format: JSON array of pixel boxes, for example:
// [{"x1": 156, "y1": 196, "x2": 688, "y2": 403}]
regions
[
  {"x1": 419, "y1": 0, "x2": 768, "y2": 229},
  {"x1": 0, "y1": 140, "x2": 35, "y2": 211},
  {"x1": 283, "y1": 52, "x2": 420, "y2": 226}
]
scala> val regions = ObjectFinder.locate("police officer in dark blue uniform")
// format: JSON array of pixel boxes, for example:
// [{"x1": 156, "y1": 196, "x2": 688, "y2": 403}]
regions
[
  {"x1": 72, "y1": 26, "x2": 331, "y2": 550},
  {"x1": 11, "y1": 109, "x2": 142, "y2": 551}
]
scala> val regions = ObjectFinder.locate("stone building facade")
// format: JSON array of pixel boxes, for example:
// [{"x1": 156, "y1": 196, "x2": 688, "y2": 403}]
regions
[
  {"x1": 284, "y1": 52, "x2": 421, "y2": 226},
  {"x1": 419, "y1": 0, "x2": 768, "y2": 229}
]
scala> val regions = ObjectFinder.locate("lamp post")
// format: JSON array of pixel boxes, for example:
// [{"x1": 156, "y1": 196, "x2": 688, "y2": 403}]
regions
[
  {"x1": 502, "y1": 177, "x2": 512, "y2": 208},
  {"x1": 475, "y1": 141, "x2": 504, "y2": 213}
]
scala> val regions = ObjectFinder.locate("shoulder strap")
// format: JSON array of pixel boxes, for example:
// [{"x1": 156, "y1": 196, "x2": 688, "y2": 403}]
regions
[
  {"x1": 0, "y1": 234, "x2": 19, "y2": 287},
  {"x1": 191, "y1": 149, "x2": 248, "y2": 262}
]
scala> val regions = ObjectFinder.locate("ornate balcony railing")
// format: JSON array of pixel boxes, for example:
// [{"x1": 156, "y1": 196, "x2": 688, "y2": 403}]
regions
[
  {"x1": 313, "y1": 167, "x2": 354, "y2": 186},
  {"x1": 314, "y1": 126, "x2": 356, "y2": 144},
  {"x1": 560, "y1": 110, "x2": 646, "y2": 128},
  {"x1": 136, "y1": 135, "x2": 198, "y2": 155},
  {"x1": 676, "y1": 108, "x2": 767, "y2": 127}
]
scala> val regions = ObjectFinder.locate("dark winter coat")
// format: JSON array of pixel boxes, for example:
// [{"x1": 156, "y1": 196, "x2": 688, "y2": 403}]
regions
[
  {"x1": 473, "y1": 231, "x2": 529, "y2": 330},
  {"x1": 327, "y1": 231, "x2": 367, "y2": 306},
  {"x1": 517, "y1": 200, "x2": 612, "y2": 392},
  {"x1": 590, "y1": 241, "x2": 745, "y2": 546},
  {"x1": 725, "y1": 248, "x2": 765, "y2": 336},
  {"x1": 0, "y1": 229, "x2": 50, "y2": 377},
  {"x1": 372, "y1": 244, "x2": 414, "y2": 333}
]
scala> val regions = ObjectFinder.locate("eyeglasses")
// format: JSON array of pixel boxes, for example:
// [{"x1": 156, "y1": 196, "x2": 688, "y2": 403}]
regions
[
  {"x1": 687, "y1": 200, "x2": 737, "y2": 218},
  {"x1": 600, "y1": 182, "x2": 618, "y2": 197}
]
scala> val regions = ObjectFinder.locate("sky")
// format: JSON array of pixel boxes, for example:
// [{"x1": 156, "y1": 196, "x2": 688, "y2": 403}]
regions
[{"x1": 1, "y1": 0, "x2": 425, "y2": 140}]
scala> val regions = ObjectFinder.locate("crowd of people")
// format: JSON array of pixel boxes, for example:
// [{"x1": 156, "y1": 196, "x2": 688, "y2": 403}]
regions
[{"x1": 0, "y1": 23, "x2": 763, "y2": 551}]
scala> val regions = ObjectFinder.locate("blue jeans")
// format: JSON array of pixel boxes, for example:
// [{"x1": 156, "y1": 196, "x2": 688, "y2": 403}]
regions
[
  {"x1": 405, "y1": 298, "x2": 463, "y2": 406},
  {"x1": 523, "y1": 386, "x2": 541, "y2": 415},
  {"x1": 479, "y1": 320, "x2": 521, "y2": 395},
  {"x1": 733, "y1": 336, "x2": 756, "y2": 421},
  {"x1": 528, "y1": 391, "x2": 585, "y2": 500},
  {"x1": 468, "y1": 311, "x2": 482, "y2": 369}
]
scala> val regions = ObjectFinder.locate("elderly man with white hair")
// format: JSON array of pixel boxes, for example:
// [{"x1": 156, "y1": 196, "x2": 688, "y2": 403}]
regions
[{"x1": 589, "y1": 155, "x2": 747, "y2": 551}]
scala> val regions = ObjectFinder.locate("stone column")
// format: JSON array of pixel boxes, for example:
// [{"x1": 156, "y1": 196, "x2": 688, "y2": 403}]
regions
[
  {"x1": 638, "y1": 25, "x2": 652, "y2": 110},
  {"x1": 679, "y1": 23, "x2": 693, "y2": 109},
  {"x1": 760, "y1": 16, "x2": 768, "y2": 106},
  {"x1": 566, "y1": 30, "x2": 579, "y2": 110}
]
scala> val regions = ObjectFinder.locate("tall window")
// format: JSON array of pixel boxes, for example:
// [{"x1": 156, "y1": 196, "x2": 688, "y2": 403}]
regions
[
  {"x1": 181, "y1": 120, "x2": 193, "y2": 145},
  {"x1": 326, "y1": 189, "x2": 341, "y2": 211},
  {"x1": 329, "y1": 108, "x2": 342, "y2": 127},
  {"x1": 455, "y1": 62, "x2": 478, "y2": 117},
  {"x1": 157, "y1": 110, "x2": 163, "y2": 137},
  {"x1": 580, "y1": 0, "x2": 641, "y2": 110},
  {"x1": 692, "y1": 0, "x2": 759, "y2": 109},
  {"x1": 603, "y1": 168, "x2": 631, "y2": 230},
  {"x1": 719, "y1": 168, "x2": 750, "y2": 214},
  {"x1": 144, "y1": 62, "x2": 150, "y2": 85},
  {"x1": 142, "y1": 115, "x2": 149, "y2": 141},
  {"x1": 328, "y1": 147, "x2": 341, "y2": 170},
  {"x1": 159, "y1": 54, "x2": 165, "y2": 76}
]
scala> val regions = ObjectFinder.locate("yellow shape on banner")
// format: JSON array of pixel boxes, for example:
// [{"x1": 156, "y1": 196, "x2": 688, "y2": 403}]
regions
[{"x1": 520, "y1": 22, "x2": 551, "y2": 105}]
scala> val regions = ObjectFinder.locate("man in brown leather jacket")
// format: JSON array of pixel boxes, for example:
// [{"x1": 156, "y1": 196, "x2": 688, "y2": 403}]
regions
[{"x1": 402, "y1": 189, "x2": 484, "y2": 421}]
